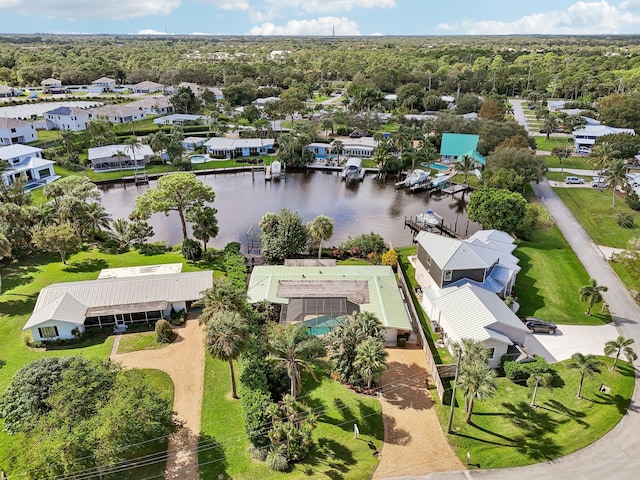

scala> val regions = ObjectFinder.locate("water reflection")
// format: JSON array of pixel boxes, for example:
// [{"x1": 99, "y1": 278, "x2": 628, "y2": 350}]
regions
[{"x1": 97, "y1": 171, "x2": 480, "y2": 249}]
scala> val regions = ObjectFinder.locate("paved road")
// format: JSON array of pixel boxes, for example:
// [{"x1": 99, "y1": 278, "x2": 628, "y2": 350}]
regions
[
  {"x1": 509, "y1": 99, "x2": 530, "y2": 133},
  {"x1": 388, "y1": 179, "x2": 640, "y2": 480}
]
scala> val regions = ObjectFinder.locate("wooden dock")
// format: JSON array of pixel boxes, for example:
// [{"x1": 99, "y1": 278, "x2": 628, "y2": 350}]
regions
[
  {"x1": 133, "y1": 170, "x2": 149, "y2": 185},
  {"x1": 442, "y1": 183, "x2": 470, "y2": 195},
  {"x1": 404, "y1": 215, "x2": 458, "y2": 238}
]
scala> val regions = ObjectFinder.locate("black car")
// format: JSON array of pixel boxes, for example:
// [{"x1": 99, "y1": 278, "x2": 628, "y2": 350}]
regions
[{"x1": 525, "y1": 317, "x2": 557, "y2": 334}]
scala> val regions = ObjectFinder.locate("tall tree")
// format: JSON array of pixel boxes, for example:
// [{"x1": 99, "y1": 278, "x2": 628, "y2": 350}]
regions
[
  {"x1": 579, "y1": 278, "x2": 608, "y2": 315},
  {"x1": 187, "y1": 205, "x2": 219, "y2": 252},
  {"x1": 589, "y1": 141, "x2": 620, "y2": 174},
  {"x1": 527, "y1": 371, "x2": 553, "y2": 407},
  {"x1": 354, "y1": 337, "x2": 388, "y2": 389},
  {"x1": 266, "y1": 323, "x2": 324, "y2": 399},
  {"x1": 568, "y1": 353, "x2": 604, "y2": 399},
  {"x1": 196, "y1": 277, "x2": 248, "y2": 321},
  {"x1": 467, "y1": 188, "x2": 527, "y2": 234},
  {"x1": 308, "y1": 215, "x2": 334, "y2": 259},
  {"x1": 124, "y1": 135, "x2": 143, "y2": 162},
  {"x1": 31, "y1": 223, "x2": 80, "y2": 264},
  {"x1": 458, "y1": 360, "x2": 496, "y2": 423},
  {"x1": 604, "y1": 159, "x2": 629, "y2": 206},
  {"x1": 455, "y1": 154, "x2": 475, "y2": 186},
  {"x1": 205, "y1": 310, "x2": 249, "y2": 399},
  {"x1": 135, "y1": 172, "x2": 215, "y2": 241},
  {"x1": 147, "y1": 131, "x2": 170, "y2": 157},
  {"x1": 259, "y1": 209, "x2": 308, "y2": 263},
  {"x1": 542, "y1": 114, "x2": 558, "y2": 140},
  {"x1": 604, "y1": 336, "x2": 638, "y2": 372}
]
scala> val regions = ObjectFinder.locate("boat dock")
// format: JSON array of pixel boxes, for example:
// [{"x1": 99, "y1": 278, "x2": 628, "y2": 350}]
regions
[
  {"x1": 404, "y1": 214, "x2": 459, "y2": 238},
  {"x1": 133, "y1": 170, "x2": 149, "y2": 185}
]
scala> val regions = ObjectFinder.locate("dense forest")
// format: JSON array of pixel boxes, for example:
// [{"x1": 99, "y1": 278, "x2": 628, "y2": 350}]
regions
[{"x1": 3, "y1": 34, "x2": 640, "y2": 100}]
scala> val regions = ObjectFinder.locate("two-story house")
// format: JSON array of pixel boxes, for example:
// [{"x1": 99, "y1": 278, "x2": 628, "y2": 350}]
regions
[
  {"x1": 0, "y1": 118, "x2": 37, "y2": 145},
  {"x1": 44, "y1": 106, "x2": 95, "y2": 131},
  {"x1": 0, "y1": 144, "x2": 57, "y2": 189}
]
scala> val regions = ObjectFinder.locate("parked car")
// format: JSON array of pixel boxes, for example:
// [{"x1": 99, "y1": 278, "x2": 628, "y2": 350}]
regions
[
  {"x1": 349, "y1": 130, "x2": 367, "y2": 138},
  {"x1": 591, "y1": 177, "x2": 609, "y2": 188},
  {"x1": 564, "y1": 176, "x2": 584, "y2": 184},
  {"x1": 525, "y1": 317, "x2": 557, "y2": 334}
]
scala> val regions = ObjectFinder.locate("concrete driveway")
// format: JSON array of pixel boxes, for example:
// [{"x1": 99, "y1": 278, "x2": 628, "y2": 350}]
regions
[{"x1": 523, "y1": 323, "x2": 619, "y2": 363}]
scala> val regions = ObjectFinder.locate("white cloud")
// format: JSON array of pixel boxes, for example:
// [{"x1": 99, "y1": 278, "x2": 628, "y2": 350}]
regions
[
  {"x1": 0, "y1": 0, "x2": 181, "y2": 20},
  {"x1": 190, "y1": 31, "x2": 214, "y2": 35},
  {"x1": 249, "y1": 8, "x2": 279, "y2": 23},
  {"x1": 437, "y1": 1, "x2": 640, "y2": 35},
  {"x1": 136, "y1": 29, "x2": 173, "y2": 35},
  {"x1": 248, "y1": 16, "x2": 361, "y2": 35},
  {"x1": 201, "y1": 0, "x2": 249, "y2": 10},
  {"x1": 265, "y1": 0, "x2": 395, "y2": 14}
]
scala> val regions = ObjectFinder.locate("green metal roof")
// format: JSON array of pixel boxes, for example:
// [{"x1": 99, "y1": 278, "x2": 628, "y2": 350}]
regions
[
  {"x1": 440, "y1": 133, "x2": 480, "y2": 156},
  {"x1": 247, "y1": 265, "x2": 412, "y2": 331}
]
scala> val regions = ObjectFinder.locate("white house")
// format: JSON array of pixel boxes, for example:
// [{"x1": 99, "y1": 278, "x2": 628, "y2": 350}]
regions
[
  {"x1": 0, "y1": 117, "x2": 37, "y2": 145},
  {"x1": 204, "y1": 137, "x2": 275, "y2": 158},
  {"x1": 89, "y1": 105, "x2": 146, "y2": 124},
  {"x1": 0, "y1": 85, "x2": 17, "y2": 98},
  {"x1": 430, "y1": 284, "x2": 530, "y2": 368},
  {"x1": 88, "y1": 143, "x2": 154, "y2": 171},
  {"x1": 247, "y1": 262, "x2": 415, "y2": 346},
  {"x1": 573, "y1": 125, "x2": 635, "y2": 153},
  {"x1": 127, "y1": 96, "x2": 174, "y2": 115},
  {"x1": 182, "y1": 136, "x2": 207, "y2": 151},
  {"x1": 337, "y1": 137, "x2": 378, "y2": 159},
  {"x1": 41, "y1": 78, "x2": 66, "y2": 94},
  {"x1": 153, "y1": 114, "x2": 208, "y2": 126},
  {"x1": 44, "y1": 106, "x2": 95, "y2": 131},
  {"x1": 252, "y1": 97, "x2": 280, "y2": 108},
  {"x1": 0, "y1": 144, "x2": 57, "y2": 189},
  {"x1": 131, "y1": 81, "x2": 165, "y2": 94},
  {"x1": 23, "y1": 266, "x2": 213, "y2": 342},
  {"x1": 91, "y1": 76, "x2": 116, "y2": 92}
]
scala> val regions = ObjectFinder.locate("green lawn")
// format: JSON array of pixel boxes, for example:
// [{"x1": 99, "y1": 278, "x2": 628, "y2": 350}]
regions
[
  {"x1": 514, "y1": 224, "x2": 610, "y2": 325},
  {"x1": 117, "y1": 331, "x2": 170, "y2": 353},
  {"x1": 0, "y1": 247, "x2": 216, "y2": 477},
  {"x1": 312, "y1": 95, "x2": 330, "y2": 103},
  {"x1": 199, "y1": 357, "x2": 384, "y2": 479},
  {"x1": 544, "y1": 154, "x2": 593, "y2": 171},
  {"x1": 533, "y1": 136, "x2": 572, "y2": 152},
  {"x1": 553, "y1": 188, "x2": 640, "y2": 248},
  {"x1": 36, "y1": 129, "x2": 62, "y2": 142},
  {"x1": 434, "y1": 356, "x2": 634, "y2": 468}
]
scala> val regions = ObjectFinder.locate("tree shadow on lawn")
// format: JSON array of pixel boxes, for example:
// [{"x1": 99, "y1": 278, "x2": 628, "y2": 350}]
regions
[
  {"x1": 537, "y1": 399, "x2": 589, "y2": 428},
  {"x1": 294, "y1": 437, "x2": 357, "y2": 480},
  {"x1": 322, "y1": 398, "x2": 381, "y2": 439},
  {"x1": 379, "y1": 361, "x2": 431, "y2": 411},
  {"x1": 502, "y1": 401, "x2": 568, "y2": 438},
  {"x1": 0, "y1": 295, "x2": 37, "y2": 316},
  {"x1": 511, "y1": 251, "x2": 543, "y2": 315},
  {"x1": 62, "y1": 257, "x2": 108, "y2": 274},
  {"x1": 583, "y1": 393, "x2": 632, "y2": 415},
  {"x1": 197, "y1": 433, "x2": 229, "y2": 479},
  {"x1": 0, "y1": 263, "x2": 39, "y2": 293}
]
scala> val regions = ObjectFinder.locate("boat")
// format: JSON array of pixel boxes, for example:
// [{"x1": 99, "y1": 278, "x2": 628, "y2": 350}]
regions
[
  {"x1": 404, "y1": 169, "x2": 430, "y2": 188},
  {"x1": 341, "y1": 158, "x2": 364, "y2": 182},
  {"x1": 416, "y1": 209, "x2": 440, "y2": 226},
  {"x1": 265, "y1": 160, "x2": 284, "y2": 181}
]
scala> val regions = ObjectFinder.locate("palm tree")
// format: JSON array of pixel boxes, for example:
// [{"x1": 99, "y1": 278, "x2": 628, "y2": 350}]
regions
[
  {"x1": 402, "y1": 147, "x2": 427, "y2": 172},
  {"x1": 147, "y1": 131, "x2": 170, "y2": 158},
  {"x1": 457, "y1": 360, "x2": 496, "y2": 423},
  {"x1": 589, "y1": 141, "x2": 619, "y2": 174},
  {"x1": 568, "y1": 353, "x2": 604, "y2": 399},
  {"x1": 331, "y1": 140, "x2": 344, "y2": 162},
  {"x1": 60, "y1": 130, "x2": 75, "y2": 157},
  {"x1": 604, "y1": 159, "x2": 629, "y2": 206},
  {"x1": 187, "y1": 205, "x2": 219, "y2": 253},
  {"x1": 267, "y1": 323, "x2": 324, "y2": 399},
  {"x1": 391, "y1": 129, "x2": 411, "y2": 160},
  {"x1": 85, "y1": 202, "x2": 112, "y2": 234},
  {"x1": 124, "y1": 136, "x2": 144, "y2": 165},
  {"x1": 527, "y1": 371, "x2": 553, "y2": 407},
  {"x1": 579, "y1": 278, "x2": 608, "y2": 315},
  {"x1": 542, "y1": 115, "x2": 558, "y2": 140},
  {"x1": 195, "y1": 277, "x2": 247, "y2": 323},
  {"x1": 452, "y1": 338, "x2": 490, "y2": 367},
  {"x1": 354, "y1": 338, "x2": 388, "y2": 389},
  {"x1": 205, "y1": 310, "x2": 249, "y2": 399},
  {"x1": 308, "y1": 214, "x2": 334, "y2": 259},
  {"x1": 108, "y1": 218, "x2": 131, "y2": 252},
  {"x1": 455, "y1": 154, "x2": 475, "y2": 186},
  {"x1": 604, "y1": 336, "x2": 638, "y2": 372}
]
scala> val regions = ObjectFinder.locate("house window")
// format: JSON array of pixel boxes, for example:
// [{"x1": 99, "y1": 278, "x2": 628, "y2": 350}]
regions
[
  {"x1": 38, "y1": 326, "x2": 59, "y2": 338},
  {"x1": 487, "y1": 348, "x2": 495, "y2": 359},
  {"x1": 38, "y1": 168, "x2": 51, "y2": 179},
  {"x1": 443, "y1": 270, "x2": 452, "y2": 281},
  {"x1": 426, "y1": 254, "x2": 431, "y2": 266}
]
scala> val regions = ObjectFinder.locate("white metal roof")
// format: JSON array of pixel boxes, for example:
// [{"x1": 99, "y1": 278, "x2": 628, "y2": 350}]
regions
[
  {"x1": 98, "y1": 263, "x2": 183, "y2": 279},
  {"x1": 88, "y1": 144, "x2": 153, "y2": 161},
  {"x1": 247, "y1": 265, "x2": 412, "y2": 331},
  {"x1": 24, "y1": 293, "x2": 87, "y2": 329},
  {"x1": 573, "y1": 125, "x2": 635, "y2": 137},
  {"x1": 204, "y1": 137, "x2": 274, "y2": 149},
  {"x1": 433, "y1": 284, "x2": 528, "y2": 344},
  {"x1": 25, "y1": 271, "x2": 212, "y2": 330},
  {"x1": 0, "y1": 144, "x2": 42, "y2": 160}
]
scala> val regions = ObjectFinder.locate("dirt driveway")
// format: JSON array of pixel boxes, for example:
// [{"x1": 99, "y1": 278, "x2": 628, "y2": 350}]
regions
[
  {"x1": 372, "y1": 346, "x2": 464, "y2": 479},
  {"x1": 110, "y1": 318, "x2": 205, "y2": 479}
]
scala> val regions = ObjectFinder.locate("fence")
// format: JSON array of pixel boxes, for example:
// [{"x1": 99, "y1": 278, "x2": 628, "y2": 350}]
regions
[{"x1": 397, "y1": 261, "x2": 448, "y2": 403}]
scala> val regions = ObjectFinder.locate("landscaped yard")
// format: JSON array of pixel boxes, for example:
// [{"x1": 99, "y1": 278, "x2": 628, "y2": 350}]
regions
[
  {"x1": 117, "y1": 331, "x2": 171, "y2": 353},
  {"x1": 553, "y1": 188, "x2": 640, "y2": 248},
  {"x1": 544, "y1": 154, "x2": 593, "y2": 171},
  {"x1": 533, "y1": 136, "x2": 572, "y2": 152},
  {"x1": 514, "y1": 224, "x2": 610, "y2": 325},
  {"x1": 0, "y1": 247, "x2": 217, "y2": 476},
  {"x1": 434, "y1": 356, "x2": 634, "y2": 468},
  {"x1": 199, "y1": 357, "x2": 384, "y2": 479}
]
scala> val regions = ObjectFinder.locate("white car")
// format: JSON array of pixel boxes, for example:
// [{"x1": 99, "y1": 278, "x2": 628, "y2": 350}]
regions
[{"x1": 565, "y1": 176, "x2": 585, "y2": 184}]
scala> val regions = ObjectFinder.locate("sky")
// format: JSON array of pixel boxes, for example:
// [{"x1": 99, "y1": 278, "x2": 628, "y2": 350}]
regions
[{"x1": 2, "y1": 0, "x2": 640, "y2": 36}]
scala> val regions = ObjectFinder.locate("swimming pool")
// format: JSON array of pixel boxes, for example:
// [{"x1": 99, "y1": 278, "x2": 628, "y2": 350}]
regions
[
  {"x1": 189, "y1": 154, "x2": 208, "y2": 164},
  {"x1": 428, "y1": 162, "x2": 449, "y2": 171}
]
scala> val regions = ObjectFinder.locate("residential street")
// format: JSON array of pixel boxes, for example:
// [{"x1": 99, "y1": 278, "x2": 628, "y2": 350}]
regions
[{"x1": 386, "y1": 179, "x2": 640, "y2": 480}]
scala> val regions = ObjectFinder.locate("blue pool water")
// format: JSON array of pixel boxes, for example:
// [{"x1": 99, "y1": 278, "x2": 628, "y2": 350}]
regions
[
  {"x1": 189, "y1": 154, "x2": 207, "y2": 164},
  {"x1": 429, "y1": 162, "x2": 449, "y2": 171}
]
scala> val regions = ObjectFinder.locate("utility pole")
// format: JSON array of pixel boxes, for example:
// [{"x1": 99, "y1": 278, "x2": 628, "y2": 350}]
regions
[{"x1": 446, "y1": 353, "x2": 462, "y2": 434}]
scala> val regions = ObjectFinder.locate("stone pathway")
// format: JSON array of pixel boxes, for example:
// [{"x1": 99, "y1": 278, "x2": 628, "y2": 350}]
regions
[
  {"x1": 373, "y1": 347, "x2": 464, "y2": 479},
  {"x1": 110, "y1": 318, "x2": 206, "y2": 479}
]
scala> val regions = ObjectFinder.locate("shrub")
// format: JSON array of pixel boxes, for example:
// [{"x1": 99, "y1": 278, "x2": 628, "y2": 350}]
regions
[
  {"x1": 616, "y1": 212, "x2": 635, "y2": 228},
  {"x1": 181, "y1": 238, "x2": 202, "y2": 261},
  {"x1": 501, "y1": 355, "x2": 550, "y2": 382},
  {"x1": 342, "y1": 232, "x2": 386, "y2": 257},
  {"x1": 266, "y1": 445, "x2": 289, "y2": 472},
  {"x1": 240, "y1": 389, "x2": 272, "y2": 448},
  {"x1": 155, "y1": 319, "x2": 176, "y2": 344},
  {"x1": 381, "y1": 248, "x2": 398, "y2": 268},
  {"x1": 169, "y1": 307, "x2": 187, "y2": 326},
  {"x1": 249, "y1": 444, "x2": 269, "y2": 462},
  {"x1": 624, "y1": 192, "x2": 640, "y2": 211}
]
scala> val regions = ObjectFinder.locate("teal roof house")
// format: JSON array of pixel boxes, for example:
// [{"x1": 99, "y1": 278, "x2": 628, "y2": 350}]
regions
[{"x1": 440, "y1": 133, "x2": 485, "y2": 167}]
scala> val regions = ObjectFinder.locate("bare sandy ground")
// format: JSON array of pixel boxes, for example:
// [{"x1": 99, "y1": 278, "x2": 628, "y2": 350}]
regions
[
  {"x1": 111, "y1": 318, "x2": 205, "y2": 479},
  {"x1": 372, "y1": 346, "x2": 464, "y2": 479}
]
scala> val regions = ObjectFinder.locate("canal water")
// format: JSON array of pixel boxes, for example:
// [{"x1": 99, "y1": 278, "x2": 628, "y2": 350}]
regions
[{"x1": 98, "y1": 170, "x2": 480, "y2": 250}]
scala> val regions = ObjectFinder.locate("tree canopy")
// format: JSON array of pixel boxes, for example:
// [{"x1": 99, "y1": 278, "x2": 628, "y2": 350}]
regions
[
  {"x1": 259, "y1": 208, "x2": 308, "y2": 263},
  {"x1": 467, "y1": 188, "x2": 528, "y2": 234}
]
